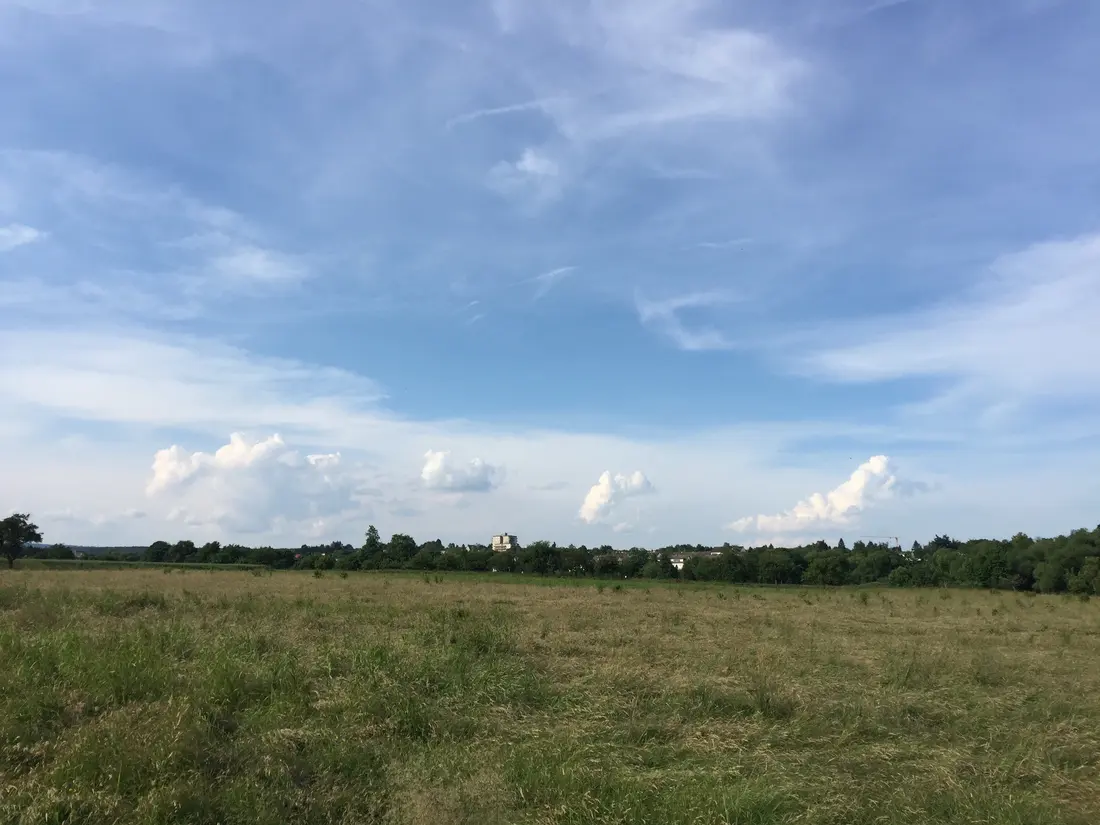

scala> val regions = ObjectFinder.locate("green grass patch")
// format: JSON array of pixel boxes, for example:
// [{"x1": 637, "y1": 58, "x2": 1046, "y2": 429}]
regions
[{"x1": 1, "y1": 569, "x2": 1098, "y2": 824}]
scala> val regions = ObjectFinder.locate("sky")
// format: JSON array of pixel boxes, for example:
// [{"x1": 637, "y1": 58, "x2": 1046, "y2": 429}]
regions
[{"x1": 2, "y1": 0, "x2": 1099, "y2": 549}]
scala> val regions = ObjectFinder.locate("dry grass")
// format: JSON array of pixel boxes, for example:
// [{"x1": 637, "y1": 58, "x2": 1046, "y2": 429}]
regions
[{"x1": 2, "y1": 569, "x2": 1099, "y2": 824}]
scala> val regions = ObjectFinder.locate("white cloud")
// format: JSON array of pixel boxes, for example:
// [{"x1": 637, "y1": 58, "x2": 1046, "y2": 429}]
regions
[
  {"x1": 489, "y1": 147, "x2": 563, "y2": 204},
  {"x1": 728, "y1": 455, "x2": 916, "y2": 535},
  {"x1": 0, "y1": 223, "x2": 44, "y2": 251},
  {"x1": 579, "y1": 470, "x2": 653, "y2": 524},
  {"x1": 802, "y1": 234, "x2": 1100, "y2": 409},
  {"x1": 0, "y1": 320, "x2": 1093, "y2": 549},
  {"x1": 0, "y1": 150, "x2": 306, "y2": 316},
  {"x1": 421, "y1": 450, "x2": 501, "y2": 493},
  {"x1": 209, "y1": 243, "x2": 307, "y2": 285},
  {"x1": 147, "y1": 433, "x2": 360, "y2": 534},
  {"x1": 0, "y1": 326, "x2": 382, "y2": 441},
  {"x1": 533, "y1": 265, "x2": 576, "y2": 299},
  {"x1": 445, "y1": 97, "x2": 564, "y2": 130},
  {"x1": 515, "y1": 148, "x2": 559, "y2": 177},
  {"x1": 636, "y1": 291, "x2": 738, "y2": 350},
  {"x1": 43, "y1": 508, "x2": 147, "y2": 528},
  {"x1": 491, "y1": 0, "x2": 806, "y2": 144}
]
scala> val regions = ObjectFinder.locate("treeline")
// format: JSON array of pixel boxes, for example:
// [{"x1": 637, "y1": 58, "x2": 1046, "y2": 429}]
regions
[{"x1": 55, "y1": 523, "x2": 1100, "y2": 594}]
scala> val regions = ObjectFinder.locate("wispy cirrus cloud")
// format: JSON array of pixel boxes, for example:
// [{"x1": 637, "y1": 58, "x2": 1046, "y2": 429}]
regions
[
  {"x1": 445, "y1": 97, "x2": 565, "y2": 131},
  {"x1": 636, "y1": 291, "x2": 739, "y2": 351},
  {"x1": 476, "y1": 0, "x2": 808, "y2": 209},
  {"x1": 799, "y1": 234, "x2": 1100, "y2": 414},
  {"x1": 0, "y1": 150, "x2": 311, "y2": 316},
  {"x1": 490, "y1": 0, "x2": 807, "y2": 144},
  {"x1": 533, "y1": 266, "x2": 576, "y2": 299},
  {"x1": 0, "y1": 325, "x2": 383, "y2": 440}
]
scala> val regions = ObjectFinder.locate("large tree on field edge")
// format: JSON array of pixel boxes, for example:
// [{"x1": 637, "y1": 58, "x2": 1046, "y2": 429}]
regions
[{"x1": 0, "y1": 514, "x2": 42, "y2": 569}]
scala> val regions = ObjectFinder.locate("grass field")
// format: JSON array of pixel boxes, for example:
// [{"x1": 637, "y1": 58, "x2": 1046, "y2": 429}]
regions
[
  {"x1": 15, "y1": 559, "x2": 265, "y2": 571},
  {"x1": 1, "y1": 570, "x2": 1098, "y2": 824}
]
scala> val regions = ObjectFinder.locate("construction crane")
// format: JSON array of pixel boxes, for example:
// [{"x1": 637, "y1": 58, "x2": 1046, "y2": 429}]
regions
[{"x1": 859, "y1": 535, "x2": 901, "y2": 550}]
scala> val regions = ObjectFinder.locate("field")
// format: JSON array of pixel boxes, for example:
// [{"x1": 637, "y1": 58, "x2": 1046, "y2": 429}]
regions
[{"x1": 1, "y1": 570, "x2": 1098, "y2": 824}]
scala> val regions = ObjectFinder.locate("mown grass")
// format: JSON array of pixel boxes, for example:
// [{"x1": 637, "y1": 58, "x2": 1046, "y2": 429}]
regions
[{"x1": 1, "y1": 570, "x2": 1098, "y2": 824}]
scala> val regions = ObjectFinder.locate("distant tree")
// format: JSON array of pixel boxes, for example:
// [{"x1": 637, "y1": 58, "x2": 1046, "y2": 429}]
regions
[
  {"x1": 802, "y1": 551, "x2": 850, "y2": 586},
  {"x1": 592, "y1": 553, "x2": 621, "y2": 578},
  {"x1": 837, "y1": 538, "x2": 847, "y2": 551},
  {"x1": 386, "y1": 533, "x2": 418, "y2": 566},
  {"x1": 1034, "y1": 560, "x2": 1066, "y2": 593},
  {"x1": 930, "y1": 534, "x2": 960, "y2": 551},
  {"x1": 619, "y1": 548, "x2": 650, "y2": 578},
  {"x1": 519, "y1": 541, "x2": 559, "y2": 575},
  {"x1": 561, "y1": 546, "x2": 592, "y2": 576},
  {"x1": 1, "y1": 514, "x2": 42, "y2": 569},
  {"x1": 757, "y1": 549, "x2": 796, "y2": 585},
  {"x1": 1068, "y1": 558, "x2": 1100, "y2": 595},
  {"x1": 436, "y1": 551, "x2": 462, "y2": 572},
  {"x1": 1010, "y1": 532, "x2": 1034, "y2": 551},
  {"x1": 43, "y1": 543, "x2": 75, "y2": 560},
  {"x1": 364, "y1": 525, "x2": 382, "y2": 553},
  {"x1": 170, "y1": 540, "x2": 197, "y2": 563},
  {"x1": 145, "y1": 540, "x2": 172, "y2": 563}
]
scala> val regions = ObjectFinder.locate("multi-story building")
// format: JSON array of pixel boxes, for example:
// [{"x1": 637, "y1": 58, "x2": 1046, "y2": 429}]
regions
[{"x1": 491, "y1": 533, "x2": 519, "y2": 553}]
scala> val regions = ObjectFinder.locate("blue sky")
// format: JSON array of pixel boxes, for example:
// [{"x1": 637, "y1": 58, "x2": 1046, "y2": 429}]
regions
[{"x1": 1, "y1": 0, "x2": 1099, "y2": 548}]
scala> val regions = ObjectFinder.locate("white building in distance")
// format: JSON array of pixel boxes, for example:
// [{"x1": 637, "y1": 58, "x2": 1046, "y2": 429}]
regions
[{"x1": 492, "y1": 534, "x2": 519, "y2": 553}]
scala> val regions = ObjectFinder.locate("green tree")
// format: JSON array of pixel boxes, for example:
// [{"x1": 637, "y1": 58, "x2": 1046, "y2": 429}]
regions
[
  {"x1": 364, "y1": 525, "x2": 382, "y2": 553},
  {"x1": 758, "y1": 550, "x2": 797, "y2": 584},
  {"x1": 42, "y1": 543, "x2": 75, "y2": 560},
  {"x1": 1034, "y1": 560, "x2": 1066, "y2": 593},
  {"x1": 1067, "y1": 558, "x2": 1100, "y2": 594},
  {"x1": 386, "y1": 533, "x2": 418, "y2": 566},
  {"x1": 1, "y1": 513, "x2": 42, "y2": 569},
  {"x1": 145, "y1": 540, "x2": 172, "y2": 563},
  {"x1": 802, "y1": 551, "x2": 850, "y2": 586}
]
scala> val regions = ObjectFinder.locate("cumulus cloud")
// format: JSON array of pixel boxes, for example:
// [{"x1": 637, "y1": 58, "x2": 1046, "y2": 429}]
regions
[
  {"x1": 579, "y1": 470, "x2": 653, "y2": 524},
  {"x1": 728, "y1": 455, "x2": 919, "y2": 535},
  {"x1": 147, "y1": 433, "x2": 359, "y2": 534},
  {"x1": 421, "y1": 450, "x2": 501, "y2": 492},
  {"x1": 0, "y1": 223, "x2": 44, "y2": 251}
]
